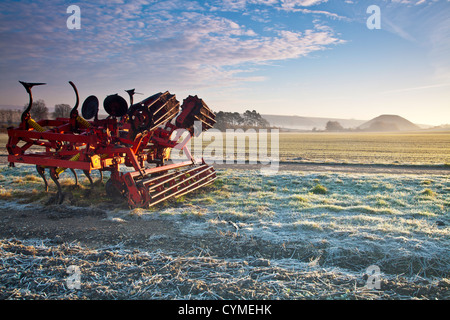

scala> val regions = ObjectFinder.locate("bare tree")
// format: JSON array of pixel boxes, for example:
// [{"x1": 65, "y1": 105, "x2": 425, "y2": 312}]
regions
[
  {"x1": 8, "y1": 110, "x2": 20, "y2": 125},
  {"x1": 23, "y1": 99, "x2": 48, "y2": 121},
  {"x1": 0, "y1": 110, "x2": 6, "y2": 124},
  {"x1": 326, "y1": 121, "x2": 344, "y2": 132},
  {"x1": 53, "y1": 104, "x2": 71, "y2": 118}
]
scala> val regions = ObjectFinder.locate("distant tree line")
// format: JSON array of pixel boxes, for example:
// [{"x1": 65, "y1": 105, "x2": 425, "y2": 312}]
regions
[
  {"x1": 0, "y1": 100, "x2": 72, "y2": 131},
  {"x1": 0, "y1": 109, "x2": 21, "y2": 126},
  {"x1": 214, "y1": 110, "x2": 270, "y2": 130}
]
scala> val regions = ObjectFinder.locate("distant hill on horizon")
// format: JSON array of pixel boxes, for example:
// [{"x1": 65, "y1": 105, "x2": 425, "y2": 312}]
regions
[
  {"x1": 358, "y1": 114, "x2": 421, "y2": 132},
  {"x1": 262, "y1": 113, "x2": 431, "y2": 131}
]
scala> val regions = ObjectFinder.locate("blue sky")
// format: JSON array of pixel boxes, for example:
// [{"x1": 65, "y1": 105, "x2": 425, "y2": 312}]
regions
[{"x1": 0, "y1": 0, "x2": 449, "y2": 125}]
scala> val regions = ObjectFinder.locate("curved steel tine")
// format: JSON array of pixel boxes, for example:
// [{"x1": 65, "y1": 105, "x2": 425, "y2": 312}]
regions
[
  {"x1": 83, "y1": 170, "x2": 93, "y2": 186},
  {"x1": 19, "y1": 81, "x2": 46, "y2": 122},
  {"x1": 125, "y1": 89, "x2": 135, "y2": 107},
  {"x1": 69, "y1": 81, "x2": 80, "y2": 117},
  {"x1": 70, "y1": 168, "x2": 79, "y2": 187},
  {"x1": 36, "y1": 165, "x2": 48, "y2": 192},
  {"x1": 49, "y1": 168, "x2": 64, "y2": 204}
]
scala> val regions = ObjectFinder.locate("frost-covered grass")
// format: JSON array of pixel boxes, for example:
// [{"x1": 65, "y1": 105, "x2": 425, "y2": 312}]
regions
[
  {"x1": 156, "y1": 169, "x2": 449, "y2": 279},
  {"x1": 1, "y1": 164, "x2": 449, "y2": 282},
  {"x1": 0, "y1": 164, "x2": 110, "y2": 206},
  {"x1": 4, "y1": 238, "x2": 447, "y2": 300}
]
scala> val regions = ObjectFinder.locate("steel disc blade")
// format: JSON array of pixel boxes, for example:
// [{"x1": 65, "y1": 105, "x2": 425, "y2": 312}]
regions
[
  {"x1": 103, "y1": 94, "x2": 128, "y2": 117},
  {"x1": 81, "y1": 95, "x2": 99, "y2": 119}
]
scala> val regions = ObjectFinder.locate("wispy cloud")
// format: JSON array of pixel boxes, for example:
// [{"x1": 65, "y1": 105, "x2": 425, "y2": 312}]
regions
[
  {"x1": 381, "y1": 82, "x2": 450, "y2": 94},
  {"x1": 0, "y1": 0, "x2": 344, "y2": 91},
  {"x1": 280, "y1": 0, "x2": 329, "y2": 9}
]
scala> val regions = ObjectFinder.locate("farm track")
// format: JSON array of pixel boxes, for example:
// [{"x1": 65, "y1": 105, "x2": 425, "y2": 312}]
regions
[
  {"x1": 215, "y1": 161, "x2": 450, "y2": 175},
  {"x1": 1, "y1": 154, "x2": 449, "y2": 175}
]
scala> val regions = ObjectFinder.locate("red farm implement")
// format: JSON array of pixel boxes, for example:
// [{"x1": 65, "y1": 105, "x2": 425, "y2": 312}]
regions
[{"x1": 6, "y1": 81, "x2": 217, "y2": 208}]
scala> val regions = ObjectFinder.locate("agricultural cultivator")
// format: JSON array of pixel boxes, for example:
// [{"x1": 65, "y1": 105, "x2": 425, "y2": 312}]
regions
[{"x1": 6, "y1": 81, "x2": 217, "y2": 208}]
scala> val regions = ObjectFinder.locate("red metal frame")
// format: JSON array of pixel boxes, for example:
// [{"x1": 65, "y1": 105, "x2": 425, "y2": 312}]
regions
[{"x1": 6, "y1": 81, "x2": 217, "y2": 208}]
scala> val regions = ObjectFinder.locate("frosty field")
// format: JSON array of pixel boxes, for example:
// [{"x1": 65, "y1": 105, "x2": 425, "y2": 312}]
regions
[
  {"x1": 0, "y1": 161, "x2": 449, "y2": 299},
  {"x1": 186, "y1": 169, "x2": 449, "y2": 274},
  {"x1": 277, "y1": 131, "x2": 450, "y2": 165},
  {"x1": 194, "y1": 130, "x2": 450, "y2": 165}
]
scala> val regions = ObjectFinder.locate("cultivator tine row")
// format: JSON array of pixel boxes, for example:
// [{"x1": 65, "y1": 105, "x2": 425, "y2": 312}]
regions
[
  {"x1": 176, "y1": 95, "x2": 216, "y2": 136},
  {"x1": 133, "y1": 163, "x2": 216, "y2": 208},
  {"x1": 6, "y1": 80, "x2": 217, "y2": 208},
  {"x1": 128, "y1": 91, "x2": 180, "y2": 138}
]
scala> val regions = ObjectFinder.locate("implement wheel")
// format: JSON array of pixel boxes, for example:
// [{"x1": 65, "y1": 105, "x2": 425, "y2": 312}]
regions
[{"x1": 105, "y1": 179, "x2": 124, "y2": 200}]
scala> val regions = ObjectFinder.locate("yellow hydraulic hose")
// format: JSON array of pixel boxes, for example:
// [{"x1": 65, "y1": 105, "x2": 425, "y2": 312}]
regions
[
  {"x1": 27, "y1": 118, "x2": 45, "y2": 132},
  {"x1": 76, "y1": 115, "x2": 91, "y2": 128},
  {"x1": 56, "y1": 153, "x2": 81, "y2": 175}
]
